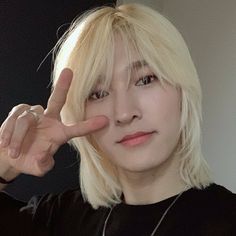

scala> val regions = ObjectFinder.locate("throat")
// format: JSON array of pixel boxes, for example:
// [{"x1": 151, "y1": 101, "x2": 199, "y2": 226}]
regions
[{"x1": 118, "y1": 167, "x2": 187, "y2": 205}]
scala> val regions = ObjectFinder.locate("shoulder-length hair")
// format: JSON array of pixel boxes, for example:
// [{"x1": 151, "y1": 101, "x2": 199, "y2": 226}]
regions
[{"x1": 52, "y1": 3, "x2": 212, "y2": 209}]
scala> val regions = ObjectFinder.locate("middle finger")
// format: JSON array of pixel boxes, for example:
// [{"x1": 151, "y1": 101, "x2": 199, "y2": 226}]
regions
[
  {"x1": 0, "y1": 104, "x2": 31, "y2": 148},
  {"x1": 8, "y1": 105, "x2": 44, "y2": 158}
]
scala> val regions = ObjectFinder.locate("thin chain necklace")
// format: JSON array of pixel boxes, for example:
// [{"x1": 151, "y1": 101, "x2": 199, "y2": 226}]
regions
[{"x1": 102, "y1": 186, "x2": 189, "y2": 236}]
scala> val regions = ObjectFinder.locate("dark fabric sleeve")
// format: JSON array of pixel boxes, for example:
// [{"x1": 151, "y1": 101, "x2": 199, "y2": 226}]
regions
[
  {"x1": 0, "y1": 191, "x2": 36, "y2": 235},
  {"x1": 0, "y1": 188, "x2": 100, "y2": 236},
  {"x1": 0, "y1": 189, "x2": 85, "y2": 235}
]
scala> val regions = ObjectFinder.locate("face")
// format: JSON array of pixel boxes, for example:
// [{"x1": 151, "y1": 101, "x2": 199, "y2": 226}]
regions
[{"x1": 85, "y1": 36, "x2": 182, "y2": 175}]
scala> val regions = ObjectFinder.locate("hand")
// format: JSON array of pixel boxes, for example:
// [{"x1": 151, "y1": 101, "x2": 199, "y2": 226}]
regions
[{"x1": 0, "y1": 68, "x2": 109, "y2": 177}]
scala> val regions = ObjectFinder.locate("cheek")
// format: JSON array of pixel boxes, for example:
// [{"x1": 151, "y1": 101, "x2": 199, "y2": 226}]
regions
[
  {"x1": 84, "y1": 103, "x2": 112, "y2": 156},
  {"x1": 161, "y1": 96, "x2": 181, "y2": 123},
  {"x1": 85, "y1": 107, "x2": 112, "y2": 153},
  {"x1": 90, "y1": 131, "x2": 114, "y2": 160},
  {"x1": 160, "y1": 94, "x2": 182, "y2": 143},
  {"x1": 85, "y1": 101, "x2": 111, "y2": 120},
  {"x1": 142, "y1": 87, "x2": 181, "y2": 132}
]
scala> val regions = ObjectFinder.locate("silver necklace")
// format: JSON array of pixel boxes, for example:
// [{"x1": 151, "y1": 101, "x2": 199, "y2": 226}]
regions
[{"x1": 102, "y1": 186, "x2": 188, "y2": 236}]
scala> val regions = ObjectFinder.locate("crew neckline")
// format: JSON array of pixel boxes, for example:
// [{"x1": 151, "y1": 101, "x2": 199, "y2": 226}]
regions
[{"x1": 118, "y1": 183, "x2": 215, "y2": 209}]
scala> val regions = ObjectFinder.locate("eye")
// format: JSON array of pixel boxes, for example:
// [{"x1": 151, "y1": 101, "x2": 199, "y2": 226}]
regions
[
  {"x1": 135, "y1": 74, "x2": 158, "y2": 86},
  {"x1": 88, "y1": 90, "x2": 109, "y2": 101}
]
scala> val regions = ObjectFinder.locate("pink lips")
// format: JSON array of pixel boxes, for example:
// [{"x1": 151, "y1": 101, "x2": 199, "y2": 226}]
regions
[{"x1": 118, "y1": 131, "x2": 155, "y2": 147}]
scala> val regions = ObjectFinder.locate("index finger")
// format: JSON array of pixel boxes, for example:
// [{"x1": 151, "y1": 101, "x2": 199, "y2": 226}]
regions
[
  {"x1": 64, "y1": 115, "x2": 109, "y2": 140},
  {"x1": 45, "y1": 68, "x2": 73, "y2": 118}
]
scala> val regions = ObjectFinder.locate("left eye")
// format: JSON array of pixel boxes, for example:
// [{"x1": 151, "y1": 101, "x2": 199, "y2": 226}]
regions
[{"x1": 135, "y1": 74, "x2": 158, "y2": 86}]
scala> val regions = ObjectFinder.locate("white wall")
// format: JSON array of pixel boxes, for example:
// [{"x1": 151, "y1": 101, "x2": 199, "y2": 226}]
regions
[{"x1": 118, "y1": 0, "x2": 236, "y2": 192}]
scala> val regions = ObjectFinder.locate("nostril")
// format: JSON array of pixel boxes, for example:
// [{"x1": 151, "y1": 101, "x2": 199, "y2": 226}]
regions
[{"x1": 115, "y1": 114, "x2": 141, "y2": 125}]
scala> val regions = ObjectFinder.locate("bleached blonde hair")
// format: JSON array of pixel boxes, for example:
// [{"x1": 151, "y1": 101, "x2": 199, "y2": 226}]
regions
[{"x1": 52, "y1": 3, "x2": 212, "y2": 209}]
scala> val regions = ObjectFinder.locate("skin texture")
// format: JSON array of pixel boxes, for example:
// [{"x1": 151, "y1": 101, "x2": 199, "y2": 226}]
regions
[{"x1": 85, "y1": 36, "x2": 186, "y2": 204}]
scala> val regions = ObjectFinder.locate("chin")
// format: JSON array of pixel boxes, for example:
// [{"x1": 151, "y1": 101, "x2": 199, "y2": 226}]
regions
[{"x1": 116, "y1": 156, "x2": 168, "y2": 174}]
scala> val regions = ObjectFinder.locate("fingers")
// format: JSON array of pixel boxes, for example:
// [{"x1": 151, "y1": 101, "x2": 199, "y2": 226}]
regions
[
  {"x1": 64, "y1": 116, "x2": 109, "y2": 140},
  {"x1": 45, "y1": 68, "x2": 73, "y2": 118},
  {"x1": 0, "y1": 104, "x2": 31, "y2": 148},
  {"x1": 7, "y1": 105, "x2": 44, "y2": 158}
]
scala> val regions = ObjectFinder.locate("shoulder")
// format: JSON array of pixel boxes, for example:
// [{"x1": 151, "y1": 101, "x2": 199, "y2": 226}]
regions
[
  {"x1": 34, "y1": 188, "x2": 110, "y2": 234},
  {"x1": 30, "y1": 187, "x2": 107, "y2": 233},
  {"x1": 36, "y1": 187, "x2": 88, "y2": 210},
  {"x1": 198, "y1": 183, "x2": 236, "y2": 206},
  {"x1": 184, "y1": 182, "x2": 236, "y2": 202},
  {"x1": 206, "y1": 183, "x2": 236, "y2": 196},
  {"x1": 186, "y1": 183, "x2": 236, "y2": 210},
  {"x1": 208, "y1": 183, "x2": 236, "y2": 213},
  {"x1": 1, "y1": 188, "x2": 107, "y2": 234},
  {"x1": 32, "y1": 187, "x2": 95, "y2": 219},
  {"x1": 178, "y1": 183, "x2": 236, "y2": 234},
  {"x1": 186, "y1": 183, "x2": 236, "y2": 223}
]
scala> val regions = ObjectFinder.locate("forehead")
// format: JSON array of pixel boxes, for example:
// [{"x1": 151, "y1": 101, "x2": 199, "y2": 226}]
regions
[
  {"x1": 112, "y1": 36, "x2": 152, "y2": 74},
  {"x1": 96, "y1": 59, "x2": 150, "y2": 83},
  {"x1": 113, "y1": 35, "x2": 141, "y2": 70},
  {"x1": 94, "y1": 36, "x2": 150, "y2": 87}
]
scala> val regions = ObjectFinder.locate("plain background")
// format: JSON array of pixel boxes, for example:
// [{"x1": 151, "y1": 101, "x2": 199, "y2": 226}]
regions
[{"x1": 118, "y1": 0, "x2": 236, "y2": 192}]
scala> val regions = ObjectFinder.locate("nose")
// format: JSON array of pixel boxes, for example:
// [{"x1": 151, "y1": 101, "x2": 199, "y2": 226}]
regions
[{"x1": 114, "y1": 92, "x2": 142, "y2": 126}]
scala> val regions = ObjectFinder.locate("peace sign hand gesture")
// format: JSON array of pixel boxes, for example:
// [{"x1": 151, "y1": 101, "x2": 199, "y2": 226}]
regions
[{"x1": 0, "y1": 69, "x2": 108, "y2": 180}]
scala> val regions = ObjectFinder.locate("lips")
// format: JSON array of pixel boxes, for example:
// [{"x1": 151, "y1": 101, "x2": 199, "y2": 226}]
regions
[{"x1": 118, "y1": 131, "x2": 154, "y2": 146}]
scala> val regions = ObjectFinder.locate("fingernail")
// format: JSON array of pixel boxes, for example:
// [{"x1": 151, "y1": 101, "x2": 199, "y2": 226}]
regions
[{"x1": 8, "y1": 148, "x2": 18, "y2": 158}]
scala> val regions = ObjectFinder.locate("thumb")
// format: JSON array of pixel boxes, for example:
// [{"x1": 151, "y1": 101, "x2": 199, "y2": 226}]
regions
[{"x1": 64, "y1": 116, "x2": 109, "y2": 140}]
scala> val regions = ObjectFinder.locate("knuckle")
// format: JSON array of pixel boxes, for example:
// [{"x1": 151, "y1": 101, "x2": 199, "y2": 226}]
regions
[
  {"x1": 8, "y1": 112, "x2": 18, "y2": 121},
  {"x1": 32, "y1": 105, "x2": 44, "y2": 112},
  {"x1": 10, "y1": 104, "x2": 30, "y2": 114},
  {"x1": 16, "y1": 103, "x2": 30, "y2": 110},
  {"x1": 8, "y1": 104, "x2": 29, "y2": 119},
  {"x1": 19, "y1": 111, "x2": 38, "y2": 124},
  {"x1": 16, "y1": 115, "x2": 31, "y2": 126}
]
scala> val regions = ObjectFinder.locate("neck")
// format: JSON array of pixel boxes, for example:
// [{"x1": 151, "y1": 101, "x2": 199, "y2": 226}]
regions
[{"x1": 118, "y1": 156, "x2": 187, "y2": 205}]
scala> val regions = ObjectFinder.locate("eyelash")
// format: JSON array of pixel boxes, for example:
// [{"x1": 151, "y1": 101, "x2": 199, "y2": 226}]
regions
[
  {"x1": 88, "y1": 74, "x2": 158, "y2": 101},
  {"x1": 136, "y1": 74, "x2": 158, "y2": 86}
]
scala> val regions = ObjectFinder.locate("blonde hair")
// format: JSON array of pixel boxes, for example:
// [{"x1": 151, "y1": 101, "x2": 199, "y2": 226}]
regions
[{"x1": 52, "y1": 3, "x2": 212, "y2": 209}]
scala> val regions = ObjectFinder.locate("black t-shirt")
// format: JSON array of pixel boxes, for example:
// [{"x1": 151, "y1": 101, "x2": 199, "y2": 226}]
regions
[{"x1": 0, "y1": 183, "x2": 236, "y2": 235}]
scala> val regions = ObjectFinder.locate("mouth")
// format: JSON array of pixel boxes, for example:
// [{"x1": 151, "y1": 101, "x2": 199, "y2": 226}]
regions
[{"x1": 117, "y1": 131, "x2": 156, "y2": 147}]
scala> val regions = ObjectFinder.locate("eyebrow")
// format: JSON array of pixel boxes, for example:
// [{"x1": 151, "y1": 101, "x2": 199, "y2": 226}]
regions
[
  {"x1": 95, "y1": 60, "x2": 149, "y2": 86},
  {"x1": 125, "y1": 59, "x2": 148, "y2": 71}
]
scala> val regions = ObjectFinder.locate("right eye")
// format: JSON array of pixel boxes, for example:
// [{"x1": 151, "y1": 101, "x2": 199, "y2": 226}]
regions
[{"x1": 88, "y1": 90, "x2": 109, "y2": 101}]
